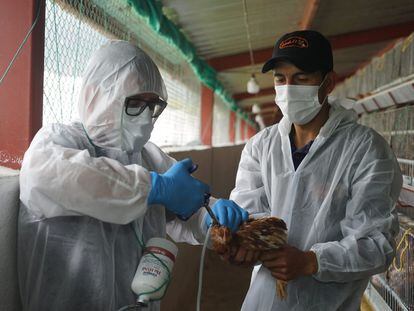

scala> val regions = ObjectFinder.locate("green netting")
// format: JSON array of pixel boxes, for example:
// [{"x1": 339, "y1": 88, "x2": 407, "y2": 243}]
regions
[{"x1": 125, "y1": 0, "x2": 254, "y2": 125}]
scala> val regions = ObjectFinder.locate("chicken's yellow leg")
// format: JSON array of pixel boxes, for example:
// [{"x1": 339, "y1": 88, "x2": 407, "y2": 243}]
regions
[{"x1": 276, "y1": 280, "x2": 287, "y2": 300}]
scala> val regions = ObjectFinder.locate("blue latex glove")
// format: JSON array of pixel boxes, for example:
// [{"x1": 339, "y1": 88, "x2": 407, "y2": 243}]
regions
[
  {"x1": 148, "y1": 158, "x2": 210, "y2": 219},
  {"x1": 205, "y1": 199, "x2": 249, "y2": 232}
]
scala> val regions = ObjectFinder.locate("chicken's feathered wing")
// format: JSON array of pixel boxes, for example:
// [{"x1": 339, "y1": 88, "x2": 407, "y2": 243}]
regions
[{"x1": 210, "y1": 217, "x2": 288, "y2": 299}]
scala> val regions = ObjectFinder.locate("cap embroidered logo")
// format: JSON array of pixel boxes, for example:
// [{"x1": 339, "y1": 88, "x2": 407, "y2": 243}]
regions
[{"x1": 279, "y1": 36, "x2": 309, "y2": 49}]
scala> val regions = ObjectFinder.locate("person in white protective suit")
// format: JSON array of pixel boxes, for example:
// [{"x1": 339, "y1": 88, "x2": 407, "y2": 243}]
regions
[
  {"x1": 18, "y1": 40, "x2": 248, "y2": 311},
  {"x1": 204, "y1": 30, "x2": 403, "y2": 310}
]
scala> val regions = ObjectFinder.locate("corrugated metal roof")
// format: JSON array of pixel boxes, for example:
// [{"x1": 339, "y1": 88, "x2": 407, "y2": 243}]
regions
[{"x1": 162, "y1": 0, "x2": 304, "y2": 59}]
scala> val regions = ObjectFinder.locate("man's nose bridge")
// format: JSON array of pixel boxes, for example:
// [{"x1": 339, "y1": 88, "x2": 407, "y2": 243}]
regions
[{"x1": 286, "y1": 76, "x2": 294, "y2": 85}]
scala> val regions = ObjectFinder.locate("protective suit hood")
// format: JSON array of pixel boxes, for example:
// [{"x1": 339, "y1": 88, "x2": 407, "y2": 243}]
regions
[{"x1": 78, "y1": 40, "x2": 167, "y2": 152}]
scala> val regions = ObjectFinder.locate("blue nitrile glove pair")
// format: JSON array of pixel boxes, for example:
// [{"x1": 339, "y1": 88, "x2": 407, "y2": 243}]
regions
[
  {"x1": 148, "y1": 158, "x2": 210, "y2": 219},
  {"x1": 205, "y1": 199, "x2": 249, "y2": 232}
]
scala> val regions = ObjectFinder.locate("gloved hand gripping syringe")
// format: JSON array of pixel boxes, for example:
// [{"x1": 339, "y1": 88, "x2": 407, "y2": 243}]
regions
[
  {"x1": 189, "y1": 164, "x2": 219, "y2": 226},
  {"x1": 119, "y1": 162, "x2": 213, "y2": 311},
  {"x1": 178, "y1": 164, "x2": 217, "y2": 224}
]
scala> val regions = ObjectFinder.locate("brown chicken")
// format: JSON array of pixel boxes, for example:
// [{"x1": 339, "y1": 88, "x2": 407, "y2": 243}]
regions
[{"x1": 210, "y1": 217, "x2": 288, "y2": 299}]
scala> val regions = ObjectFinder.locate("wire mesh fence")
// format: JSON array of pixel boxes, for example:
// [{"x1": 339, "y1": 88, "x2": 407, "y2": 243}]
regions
[
  {"x1": 43, "y1": 0, "x2": 108, "y2": 125},
  {"x1": 43, "y1": 0, "x2": 205, "y2": 147},
  {"x1": 151, "y1": 66, "x2": 201, "y2": 147}
]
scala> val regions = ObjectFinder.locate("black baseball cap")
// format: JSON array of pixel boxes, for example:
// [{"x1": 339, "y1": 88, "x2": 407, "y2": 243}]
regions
[{"x1": 262, "y1": 30, "x2": 333, "y2": 74}]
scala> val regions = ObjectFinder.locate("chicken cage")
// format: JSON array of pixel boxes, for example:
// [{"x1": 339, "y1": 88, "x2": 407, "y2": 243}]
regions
[
  {"x1": 358, "y1": 94, "x2": 414, "y2": 311},
  {"x1": 365, "y1": 203, "x2": 414, "y2": 311}
]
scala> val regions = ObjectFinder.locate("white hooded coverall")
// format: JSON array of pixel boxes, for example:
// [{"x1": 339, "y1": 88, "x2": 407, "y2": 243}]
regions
[
  {"x1": 231, "y1": 99, "x2": 402, "y2": 311},
  {"x1": 18, "y1": 41, "x2": 205, "y2": 311}
]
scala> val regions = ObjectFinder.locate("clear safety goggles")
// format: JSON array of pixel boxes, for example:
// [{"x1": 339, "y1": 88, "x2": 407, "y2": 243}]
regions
[{"x1": 124, "y1": 96, "x2": 167, "y2": 118}]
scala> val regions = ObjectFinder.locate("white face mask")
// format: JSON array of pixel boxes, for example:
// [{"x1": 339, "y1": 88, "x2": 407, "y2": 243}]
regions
[
  {"x1": 121, "y1": 107, "x2": 154, "y2": 153},
  {"x1": 275, "y1": 78, "x2": 328, "y2": 125}
]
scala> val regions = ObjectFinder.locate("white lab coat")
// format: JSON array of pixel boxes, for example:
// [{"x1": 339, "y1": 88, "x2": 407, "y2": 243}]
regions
[
  {"x1": 18, "y1": 41, "x2": 206, "y2": 311},
  {"x1": 231, "y1": 99, "x2": 402, "y2": 311}
]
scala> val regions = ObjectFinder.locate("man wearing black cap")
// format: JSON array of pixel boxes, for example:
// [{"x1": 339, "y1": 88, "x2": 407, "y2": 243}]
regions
[{"x1": 226, "y1": 30, "x2": 402, "y2": 310}]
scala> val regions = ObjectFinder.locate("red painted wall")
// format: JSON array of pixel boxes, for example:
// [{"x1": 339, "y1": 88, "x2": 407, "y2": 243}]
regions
[
  {"x1": 200, "y1": 85, "x2": 214, "y2": 145},
  {"x1": 0, "y1": 0, "x2": 45, "y2": 169},
  {"x1": 240, "y1": 120, "x2": 246, "y2": 141},
  {"x1": 229, "y1": 111, "x2": 236, "y2": 143},
  {"x1": 247, "y1": 125, "x2": 257, "y2": 138}
]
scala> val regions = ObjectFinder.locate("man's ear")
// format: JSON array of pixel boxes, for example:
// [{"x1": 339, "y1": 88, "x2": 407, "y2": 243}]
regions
[{"x1": 325, "y1": 71, "x2": 336, "y2": 94}]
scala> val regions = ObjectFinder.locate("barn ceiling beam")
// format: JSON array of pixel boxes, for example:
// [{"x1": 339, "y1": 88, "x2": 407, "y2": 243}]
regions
[{"x1": 299, "y1": 0, "x2": 320, "y2": 30}]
